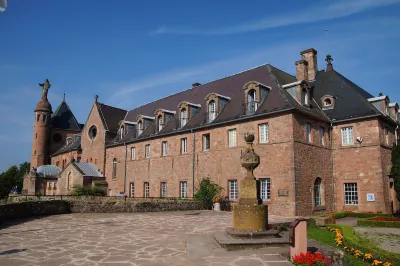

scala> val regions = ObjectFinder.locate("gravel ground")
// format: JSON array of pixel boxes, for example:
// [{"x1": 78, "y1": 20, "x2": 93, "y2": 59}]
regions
[{"x1": 355, "y1": 227, "x2": 400, "y2": 254}]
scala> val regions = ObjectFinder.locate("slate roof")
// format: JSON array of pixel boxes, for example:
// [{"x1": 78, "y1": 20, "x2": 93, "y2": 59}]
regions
[
  {"x1": 312, "y1": 70, "x2": 380, "y2": 121},
  {"x1": 51, "y1": 135, "x2": 81, "y2": 157},
  {"x1": 74, "y1": 162, "x2": 103, "y2": 177},
  {"x1": 97, "y1": 103, "x2": 127, "y2": 133},
  {"x1": 36, "y1": 165, "x2": 62, "y2": 177},
  {"x1": 51, "y1": 101, "x2": 82, "y2": 131}
]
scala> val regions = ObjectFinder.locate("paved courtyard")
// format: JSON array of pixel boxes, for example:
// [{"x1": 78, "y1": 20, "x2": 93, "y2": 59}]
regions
[{"x1": 0, "y1": 211, "x2": 295, "y2": 266}]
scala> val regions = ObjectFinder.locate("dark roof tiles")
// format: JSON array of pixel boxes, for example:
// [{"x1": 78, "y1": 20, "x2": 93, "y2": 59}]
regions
[
  {"x1": 51, "y1": 101, "x2": 82, "y2": 131},
  {"x1": 97, "y1": 103, "x2": 127, "y2": 132}
]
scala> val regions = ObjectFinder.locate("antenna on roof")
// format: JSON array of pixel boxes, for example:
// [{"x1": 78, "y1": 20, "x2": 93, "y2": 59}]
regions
[{"x1": 63, "y1": 90, "x2": 66, "y2": 102}]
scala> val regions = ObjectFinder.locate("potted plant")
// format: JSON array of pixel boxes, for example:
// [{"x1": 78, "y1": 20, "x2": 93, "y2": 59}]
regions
[{"x1": 213, "y1": 194, "x2": 222, "y2": 211}]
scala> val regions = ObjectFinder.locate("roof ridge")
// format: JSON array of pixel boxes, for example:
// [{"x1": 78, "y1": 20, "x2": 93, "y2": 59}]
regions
[
  {"x1": 98, "y1": 102, "x2": 127, "y2": 112},
  {"x1": 126, "y1": 63, "x2": 271, "y2": 114}
]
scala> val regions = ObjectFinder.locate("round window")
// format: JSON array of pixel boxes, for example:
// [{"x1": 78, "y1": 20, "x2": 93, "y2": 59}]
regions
[
  {"x1": 89, "y1": 126, "x2": 97, "y2": 140},
  {"x1": 53, "y1": 133, "x2": 62, "y2": 143}
]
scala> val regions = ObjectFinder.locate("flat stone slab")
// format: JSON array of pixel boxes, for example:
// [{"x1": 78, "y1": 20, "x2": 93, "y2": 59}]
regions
[{"x1": 226, "y1": 227, "x2": 280, "y2": 238}]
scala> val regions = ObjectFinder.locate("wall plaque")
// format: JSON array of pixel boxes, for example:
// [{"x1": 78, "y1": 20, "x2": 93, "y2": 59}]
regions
[
  {"x1": 278, "y1": 189, "x2": 289, "y2": 197},
  {"x1": 367, "y1": 193, "x2": 375, "y2": 202}
]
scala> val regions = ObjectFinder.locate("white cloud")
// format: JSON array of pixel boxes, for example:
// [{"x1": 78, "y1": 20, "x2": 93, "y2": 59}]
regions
[{"x1": 150, "y1": 0, "x2": 400, "y2": 35}]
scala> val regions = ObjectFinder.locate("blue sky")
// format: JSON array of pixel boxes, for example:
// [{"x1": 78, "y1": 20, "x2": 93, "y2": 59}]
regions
[{"x1": 0, "y1": 0, "x2": 400, "y2": 171}]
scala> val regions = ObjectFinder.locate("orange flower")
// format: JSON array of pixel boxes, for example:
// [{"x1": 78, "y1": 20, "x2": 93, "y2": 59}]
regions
[
  {"x1": 383, "y1": 262, "x2": 391, "y2": 266},
  {"x1": 364, "y1": 253, "x2": 372, "y2": 259},
  {"x1": 372, "y1": 260, "x2": 383, "y2": 265}
]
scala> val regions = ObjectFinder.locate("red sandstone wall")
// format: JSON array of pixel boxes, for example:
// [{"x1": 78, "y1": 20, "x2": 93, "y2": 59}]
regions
[
  {"x1": 51, "y1": 150, "x2": 81, "y2": 169},
  {"x1": 49, "y1": 129, "x2": 80, "y2": 156},
  {"x1": 81, "y1": 104, "x2": 106, "y2": 174}
]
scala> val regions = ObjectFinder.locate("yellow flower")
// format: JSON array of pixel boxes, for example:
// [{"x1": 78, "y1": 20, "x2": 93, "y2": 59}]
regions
[
  {"x1": 365, "y1": 253, "x2": 372, "y2": 259},
  {"x1": 383, "y1": 262, "x2": 391, "y2": 266},
  {"x1": 372, "y1": 260, "x2": 383, "y2": 265}
]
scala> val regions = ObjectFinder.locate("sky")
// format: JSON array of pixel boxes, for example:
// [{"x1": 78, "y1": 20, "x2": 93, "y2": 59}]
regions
[{"x1": 0, "y1": 0, "x2": 400, "y2": 172}]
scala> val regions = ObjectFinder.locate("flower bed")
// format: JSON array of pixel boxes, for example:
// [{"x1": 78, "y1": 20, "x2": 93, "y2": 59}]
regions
[
  {"x1": 292, "y1": 251, "x2": 331, "y2": 265},
  {"x1": 327, "y1": 225, "x2": 396, "y2": 265},
  {"x1": 357, "y1": 217, "x2": 400, "y2": 228}
]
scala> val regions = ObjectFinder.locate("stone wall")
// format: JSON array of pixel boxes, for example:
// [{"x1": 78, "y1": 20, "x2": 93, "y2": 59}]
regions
[{"x1": 0, "y1": 201, "x2": 69, "y2": 223}]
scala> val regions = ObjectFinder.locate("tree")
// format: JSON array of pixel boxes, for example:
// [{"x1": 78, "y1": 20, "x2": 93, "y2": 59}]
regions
[
  {"x1": 390, "y1": 142, "x2": 400, "y2": 201},
  {"x1": 0, "y1": 166, "x2": 18, "y2": 199},
  {"x1": 71, "y1": 185, "x2": 105, "y2": 196},
  {"x1": 194, "y1": 177, "x2": 223, "y2": 209},
  {"x1": 16, "y1": 162, "x2": 30, "y2": 189}
]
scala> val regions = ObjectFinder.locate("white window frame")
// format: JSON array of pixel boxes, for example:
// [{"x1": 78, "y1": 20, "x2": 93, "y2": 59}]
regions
[
  {"x1": 137, "y1": 121, "x2": 143, "y2": 135},
  {"x1": 385, "y1": 127, "x2": 389, "y2": 145},
  {"x1": 181, "y1": 138, "x2": 188, "y2": 154},
  {"x1": 341, "y1": 127, "x2": 354, "y2": 146},
  {"x1": 344, "y1": 183, "x2": 358, "y2": 205},
  {"x1": 131, "y1": 147, "x2": 136, "y2": 160},
  {"x1": 145, "y1": 144, "x2": 150, "y2": 158},
  {"x1": 314, "y1": 178, "x2": 322, "y2": 206},
  {"x1": 158, "y1": 115, "x2": 163, "y2": 132},
  {"x1": 228, "y1": 128, "x2": 237, "y2": 147},
  {"x1": 162, "y1": 141, "x2": 168, "y2": 156},
  {"x1": 161, "y1": 182, "x2": 167, "y2": 198},
  {"x1": 306, "y1": 123, "x2": 312, "y2": 143},
  {"x1": 112, "y1": 158, "x2": 117, "y2": 179},
  {"x1": 144, "y1": 182, "x2": 150, "y2": 198},
  {"x1": 203, "y1": 134, "x2": 210, "y2": 151},
  {"x1": 319, "y1": 127, "x2": 325, "y2": 146},
  {"x1": 130, "y1": 183, "x2": 134, "y2": 198},
  {"x1": 260, "y1": 178, "x2": 271, "y2": 201},
  {"x1": 180, "y1": 181, "x2": 187, "y2": 199},
  {"x1": 208, "y1": 100, "x2": 216, "y2": 122},
  {"x1": 228, "y1": 180, "x2": 238, "y2": 201},
  {"x1": 259, "y1": 123, "x2": 269, "y2": 144},
  {"x1": 181, "y1": 108, "x2": 187, "y2": 127}
]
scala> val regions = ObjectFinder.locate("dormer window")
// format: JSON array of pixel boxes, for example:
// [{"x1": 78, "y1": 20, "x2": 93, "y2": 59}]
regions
[
  {"x1": 66, "y1": 137, "x2": 73, "y2": 145},
  {"x1": 389, "y1": 103, "x2": 399, "y2": 121},
  {"x1": 178, "y1": 102, "x2": 201, "y2": 128},
  {"x1": 154, "y1": 109, "x2": 175, "y2": 133},
  {"x1": 181, "y1": 108, "x2": 187, "y2": 127},
  {"x1": 157, "y1": 115, "x2": 163, "y2": 132},
  {"x1": 243, "y1": 81, "x2": 271, "y2": 115},
  {"x1": 368, "y1": 95, "x2": 390, "y2": 115},
  {"x1": 137, "y1": 121, "x2": 143, "y2": 135},
  {"x1": 321, "y1": 95, "x2": 335, "y2": 109},
  {"x1": 301, "y1": 88, "x2": 308, "y2": 105},
  {"x1": 324, "y1": 98, "x2": 331, "y2": 106},
  {"x1": 120, "y1": 126, "x2": 125, "y2": 139},
  {"x1": 208, "y1": 100, "x2": 216, "y2": 122}
]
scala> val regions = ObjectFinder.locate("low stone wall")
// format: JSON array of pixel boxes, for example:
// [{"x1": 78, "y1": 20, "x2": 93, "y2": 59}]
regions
[
  {"x1": 67, "y1": 200, "x2": 204, "y2": 213},
  {"x1": 0, "y1": 200, "x2": 69, "y2": 223}
]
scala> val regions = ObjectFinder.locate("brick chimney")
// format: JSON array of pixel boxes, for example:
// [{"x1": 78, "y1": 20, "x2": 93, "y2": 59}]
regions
[
  {"x1": 300, "y1": 48, "x2": 318, "y2": 81},
  {"x1": 295, "y1": 60, "x2": 308, "y2": 81}
]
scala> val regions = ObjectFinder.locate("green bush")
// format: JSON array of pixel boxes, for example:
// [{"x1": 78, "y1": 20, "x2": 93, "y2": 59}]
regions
[
  {"x1": 71, "y1": 185, "x2": 105, "y2": 196},
  {"x1": 322, "y1": 212, "x2": 393, "y2": 219},
  {"x1": 193, "y1": 177, "x2": 222, "y2": 210},
  {"x1": 357, "y1": 218, "x2": 400, "y2": 228}
]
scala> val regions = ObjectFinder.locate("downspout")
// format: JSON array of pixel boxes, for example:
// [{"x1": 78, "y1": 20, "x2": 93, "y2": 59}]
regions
[
  {"x1": 395, "y1": 125, "x2": 398, "y2": 145},
  {"x1": 330, "y1": 122, "x2": 335, "y2": 212},
  {"x1": 123, "y1": 142, "x2": 127, "y2": 194},
  {"x1": 191, "y1": 129, "x2": 195, "y2": 197}
]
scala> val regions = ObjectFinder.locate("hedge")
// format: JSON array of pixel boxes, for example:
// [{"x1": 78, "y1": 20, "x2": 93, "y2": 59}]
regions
[
  {"x1": 357, "y1": 217, "x2": 400, "y2": 228},
  {"x1": 322, "y1": 212, "x2": 394, "y2": 219},
  {"x1": 329, "y1": 224, "x2": 400, "y2": 265}
]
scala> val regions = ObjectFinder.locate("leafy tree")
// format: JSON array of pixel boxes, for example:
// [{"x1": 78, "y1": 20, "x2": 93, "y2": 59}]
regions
[
  {"x1": 0, "y1": 166, "x2": 18, "y2": 199},
  {"x1": 194, "y1": 177, "x2": 223, "y2": 209},
  {"x1": 71, "y1": 185, "x2": 105, "y2": 196},
  {"x1": 391, "y1": 142, "x2": 400, "y2": 201}
]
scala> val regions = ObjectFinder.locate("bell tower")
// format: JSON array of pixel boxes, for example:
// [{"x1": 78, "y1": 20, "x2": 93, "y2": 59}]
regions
[{"x1": 31, "y1": 79, "x2": 53, "y2": 168}]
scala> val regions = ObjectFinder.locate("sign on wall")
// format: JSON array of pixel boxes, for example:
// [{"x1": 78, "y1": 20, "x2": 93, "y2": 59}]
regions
[
  {"x1": 278, "y1": 189, "x2": 289, "y2": 197},
  {"x1": 367, "y1": 193, "x2": 375, "y2": 202}
]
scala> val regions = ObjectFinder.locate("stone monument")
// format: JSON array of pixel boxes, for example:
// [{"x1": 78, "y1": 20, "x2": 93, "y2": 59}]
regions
[{"x1": 233, "y1": 133, "x2": 268, "y2": 232}]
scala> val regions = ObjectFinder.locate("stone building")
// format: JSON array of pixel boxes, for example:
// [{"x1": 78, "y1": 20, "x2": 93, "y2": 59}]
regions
[{"x1": 25, "y1": 48, "x2": 400, "y2": 216}]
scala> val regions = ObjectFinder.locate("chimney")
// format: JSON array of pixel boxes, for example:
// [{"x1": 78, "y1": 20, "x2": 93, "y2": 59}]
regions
[
  {"x1": 300, "y1": 48, "x2": 318, "y2": 81},
  {"x1": 192, "y1": 82, "x2": 201, "y2": 88},
  {"x1": 295, "y1": 60, "x2": 308, "y2": 81}
]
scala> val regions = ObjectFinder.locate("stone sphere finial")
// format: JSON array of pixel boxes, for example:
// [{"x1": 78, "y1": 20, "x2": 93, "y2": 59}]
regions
[{"x1": 244, "y1": 133, "x2": 255, "y2": 143}]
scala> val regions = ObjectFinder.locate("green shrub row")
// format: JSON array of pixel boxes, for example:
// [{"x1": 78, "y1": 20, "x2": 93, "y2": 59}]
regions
[
  {"x1": 322, "y1": 212, "x2": 393, "y2": 219},
  {"x1": 357, "y1": 218, "x2": 400, "y2": 228},
  {"x1": 329, "y1": 224, "x2": 400, "y2": 265}
]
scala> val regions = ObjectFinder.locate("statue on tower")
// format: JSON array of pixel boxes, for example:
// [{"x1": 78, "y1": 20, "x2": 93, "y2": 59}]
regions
[{"x1": 39, "y1": 79, "x2": 51, "y2": 100}]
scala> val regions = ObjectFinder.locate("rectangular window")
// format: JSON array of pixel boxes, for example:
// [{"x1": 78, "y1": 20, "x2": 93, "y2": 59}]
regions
[
  {"x1": 180, "y1": 181, "x2": 187, "y2": 199},
  {"x1": 228, "y1": 180, "x2": 238, "y2": 201},
  {"x1": 37, "y1": 114, "x2": 40, "y2": 121},
  {"x1": 228, "y1": 128, "x2": 237, "y2": 147},
  {"x1": 306, "y1": 123, "x2": 312, "y2": 143},
  {"x1": 341, "y1": 127, "x2": 354, "y2": 146},
  {"x1": 162, "y1": 141, "x2": 168, "y2": 156},
  {"x1": 203, "y1": 134, "x2": 210, "y2": 151},
  {"x1": 319, "y1": 127, "x2": 325, "y2": 146},
  {"x1": 130, "y1": 183, "x2": 134, "y2": 198},
  {"x1": 181, "y1": 138, "x2": 188, "y2": 154},
  {"x1": 260, "y1": 178, "x2": 271, "y2": 201},
  {"x1": 259, "y1": 123, "x2": 269, "y2": 143},
  {"x1": 344, "y1": 183, "x2": 358, "y2": 205},
  {"x1": 131, "y1": 147, "x2": 136, "y2": 160},
  {"x1": 144, "y1": 182, "x2": 149, "y2": 198},
  {"x1": 145, "y1": 144, "x2": 150, "y2": 158},
  {"x1": 161, "y1": 182, "x2": 167, "y2": 198},
  {"x1": 385, "y1": 127, "x2": 389, "y2": 145}
]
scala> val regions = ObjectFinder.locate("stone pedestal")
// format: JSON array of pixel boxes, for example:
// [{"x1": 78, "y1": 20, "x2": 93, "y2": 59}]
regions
[
  {"x1": 233, "y1": 204, "x2": 268, "y2": 232},
  {"x1": 290, "y1": 220, "x2": 307, "y2": 262}
]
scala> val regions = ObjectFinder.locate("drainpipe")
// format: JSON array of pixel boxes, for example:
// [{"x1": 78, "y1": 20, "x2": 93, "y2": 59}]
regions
[
  {"x1": 330, "y1": 122, "x2": 335, "y2": 212},
  {"x1": 123, "y1": 142, "x2": 127, "y2": 194},
  {"x1": 191, "y1": 129, "x2": 195, "y2": 197}
]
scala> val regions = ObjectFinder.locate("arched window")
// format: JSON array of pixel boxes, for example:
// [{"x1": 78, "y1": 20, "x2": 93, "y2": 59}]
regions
[
  {"x1": 247, "y1": 90, "x2": 258, "y2": 114},
  {"x1": 137, "y1": 121, "x2": 143, "y2": 135},
  {"x1": 90, "y1": 158, "x2": 92, "y2": 163},
  {"x1": 180, "y1": 108, "x2": 187, "y2": 127},
  {"x1": 324, "y1": 98, "x2": 331, "y2": 107},
  {"x1": 314, "y1": 177, "x2": 323, "y2": 206},
  {"x1": 120, "y1": 126, "x2": 125, "y2": 139},
  {"x1": 208, "y1": 100, "x2": 216, "y2": 122},
  {"x1": 62, "y1": 159, "x2": 65, "y2": 169},
  {"x1": 67, "y1": 172, "x2": 72, "y2": 190},
  {"x1": 301, "y1": 88, "x2": 308, "y2": 105},
  {"x1": 112, "y1": 158, "x2": 117, "y2": 179},
  {"x1": 158, "y1": 115, "x2": 163, "y2": 132}
]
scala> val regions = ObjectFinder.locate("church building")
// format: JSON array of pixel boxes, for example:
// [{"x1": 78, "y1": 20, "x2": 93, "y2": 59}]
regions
[{"x1": 24, "y1": 48, "x2": 400, "y2": 216}]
